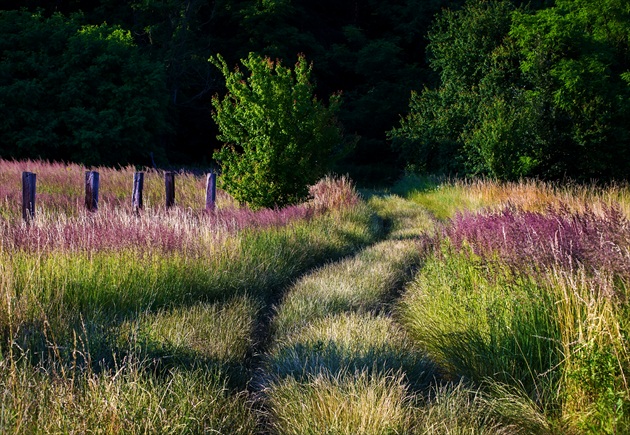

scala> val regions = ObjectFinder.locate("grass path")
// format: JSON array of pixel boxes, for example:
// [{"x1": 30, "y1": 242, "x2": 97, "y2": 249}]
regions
[
  {"x1": 250, "y1": 192, "x2": 440, "y2": 433},
  {"x1": 9, "y1": 174, "x2": 625, "y2": 432}
]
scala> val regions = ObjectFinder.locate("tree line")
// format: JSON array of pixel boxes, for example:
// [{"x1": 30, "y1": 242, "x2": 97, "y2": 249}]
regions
[
  {"x1": 391, "y1": 0, "x2": 630, "y2": 181},
  {"x1": 0, "y1": 0, "x2": 460, "y2": 172},
  {"x1": 1, "y1": 0, "x2": 628, "y2": 194}
]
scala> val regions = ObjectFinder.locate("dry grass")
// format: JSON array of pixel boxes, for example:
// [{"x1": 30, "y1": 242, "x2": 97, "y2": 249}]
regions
[
  {"x1": 392, "y1": 174, "x2": 630, "y2": 220},
  {"x1": 265, "y1": 369, "x2": 416, "y2": 435}
]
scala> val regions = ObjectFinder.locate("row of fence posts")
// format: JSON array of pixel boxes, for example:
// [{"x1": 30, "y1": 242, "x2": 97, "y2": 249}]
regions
[{"x1": 21, "y1": 171, "x2": 217, "y2": 222}]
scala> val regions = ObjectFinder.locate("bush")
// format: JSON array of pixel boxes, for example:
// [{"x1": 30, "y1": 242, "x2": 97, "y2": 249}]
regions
[{"x1": 210, "y1": 53, "x2": 349, "y2": 209}]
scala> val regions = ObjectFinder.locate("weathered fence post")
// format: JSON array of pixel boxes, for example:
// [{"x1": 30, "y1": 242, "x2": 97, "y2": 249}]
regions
[
  {"x1": 205, "y1": 172, "x2": 217, "y2": 211},
  {"x1": 85, "y1": 171, "x2": 99, "y2": 212},
  {"x1": 165, "y1": 172, "x2": 175, "y2": 209},
  {"x1": 22, "y1": 171, "x2": 36, "y2": 222},
  {"x1": 132, "y1": 172, "x2": 144, "y2": 213}
]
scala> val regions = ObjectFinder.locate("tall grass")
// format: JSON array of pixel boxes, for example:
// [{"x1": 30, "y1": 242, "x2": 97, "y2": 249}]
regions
[
  {"x1": 261, "y1": 233, "x2": 437, "y2": 433},
  {"x1": 0, "y1": 357, "x2": 258, "y2": 433},
  {"x1": 0, "y1": 160, "x2": 381, "y2": 433},
  {"x1": 6, "y1": 163, "x2": 628, "y2": 432},
  {"x1": 399, "y1": 251, "x2": 563, "y2": 408},
  {"x1": 0, "y1": 169, "x2": 379, "y2": 332},
  {"x1": 397, "y1": 174, "x2": 630, "y2": 433}
]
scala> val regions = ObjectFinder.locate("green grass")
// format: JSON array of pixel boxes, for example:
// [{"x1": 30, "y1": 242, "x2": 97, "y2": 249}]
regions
[
  {"x1": 0, "y1": 167, "x2": 385, "y2": 433},
  {"x1": 125, "y1": 296, "x2": 260, "y2": 365},
  {"x1": 394, "y1": 174, "x2": 630, "y2": 433},
  {"x1": 265, "y1": 369, "x2": 417, "y2": 435},
  {"x1": 414, "y1": 381, "x2": 550, "y2": 435},
  {"x1": 390, "y1": 174, "x2": 487, "y2": 220},
  {"x1": 366, "y1": 193, "x2": 438, "y2": 239},
  {"x1": 115, "y1": 295, "x2": 261, "y2": 386},
  {"x1": 261, "y1": 213, "x2": 437, "y2": 433},
  {"x1": 0, "y1": 357, "x2": 257, "y2": 434},
  {"x1": 271, "y1": 239, "x2": 423, "y2": 338},
  {"x1": 398, "y1": 250, "x2": 563, "y2": 407},
  {"x1": 265, "y1": 312, "x2": 436, "y2": 388},
  {"x1": 1, "y1": 204, "x2": 381, "y2": 341},
  {"x1": 396, "y1": 251, "x2": 629, "y2": 433},
  {"x1": 3, "y1": 167, "x2": 628, "y2": 433}
]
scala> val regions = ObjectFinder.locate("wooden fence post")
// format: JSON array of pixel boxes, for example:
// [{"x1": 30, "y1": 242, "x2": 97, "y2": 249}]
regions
[
  {"x1": 205, "y1": 172, "x2": 217, "y2": 211},
  {"x1": 22, "y1": 171, "x2": 36, "y2": 222},
  {"x1": 132, "y1": 172, "x2": 144, "y2": 213},
  {"x1": 165, "y1": 172, "x2": 175, "y2": 209},
  {"x1": 85, "y1": 171, "x2": 99, "y2": 212}
]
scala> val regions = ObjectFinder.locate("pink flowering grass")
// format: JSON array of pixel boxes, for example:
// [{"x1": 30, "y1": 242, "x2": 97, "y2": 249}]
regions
[
  {"x1": 0, "y1": 204, "x2": 316, "y2": 255},
  {"x1": 0, "y1": 159, "x2": 235, "y2": 220},
  {"x1": 0, "y1": 159, "x2": 361, "y2": 255},
  {"x1": 445, "y1": 204, "x2": 630, "y2": 279},
  {"x1": 0, "y1": 160, "x2": 374, "y2": 337}
]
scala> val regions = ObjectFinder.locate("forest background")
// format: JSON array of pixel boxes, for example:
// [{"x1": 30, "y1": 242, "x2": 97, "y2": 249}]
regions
[{"x1": 1, "y1": 0, "x2": 628, "y2": 184}]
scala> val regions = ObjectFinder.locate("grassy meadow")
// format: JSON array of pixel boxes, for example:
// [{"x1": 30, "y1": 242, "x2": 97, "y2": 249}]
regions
[{"x1": 1, "y1": 160, "x2": 629, "y2": 434}]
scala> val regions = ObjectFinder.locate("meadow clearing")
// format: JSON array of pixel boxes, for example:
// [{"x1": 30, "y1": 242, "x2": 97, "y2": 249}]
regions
[{"x1": 0, "y1": 159, "x2": 628, "y2": 434}]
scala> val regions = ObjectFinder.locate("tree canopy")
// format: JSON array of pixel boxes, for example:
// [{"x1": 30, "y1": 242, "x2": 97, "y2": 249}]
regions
[
  {"x1": 1, "y1": 0, "x2": 456, "y2": 171},
  {"x1": 1, "y1": 0, "x2": 629, "y2": 184},
  {"x1": 0, "y1": 11, "x2": 170, "y2": 166},
  {"x1": 210, "y1": 53, "x2": 346, "y2": 208},
  {"x1": 390, "y1": 0, "x2": 630, "y2": 180}
]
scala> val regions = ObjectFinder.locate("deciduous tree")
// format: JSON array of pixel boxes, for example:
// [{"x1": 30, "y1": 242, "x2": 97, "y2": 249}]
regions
[
  {"x1": 210, "y1": 53, "x2": 348, "y2": 208},
  {"x1": 0, "y1": 11, "x2": 169, "y2": 166}
]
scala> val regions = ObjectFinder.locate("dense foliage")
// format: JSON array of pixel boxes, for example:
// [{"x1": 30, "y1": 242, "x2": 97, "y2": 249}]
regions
[
  {"x1": 0, "y1": 11, "x2": 169, "y2": 166},
  {"x1": 391, "y1": 0, "x2": 630, "y2": 180},
  {"x1": 211, "y1": 53, "x2": 346, "y2": 208},
  {"x1": 1, "y1": 0, "x2": 629, "y2": 186},
  {"x1": 1, "y1": 0, "x2": 461, "y2": 172}
]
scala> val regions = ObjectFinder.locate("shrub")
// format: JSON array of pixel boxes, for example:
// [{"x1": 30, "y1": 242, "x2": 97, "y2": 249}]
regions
[{"x1": 210, "y1": 52, "x2": 349, "y2": 209}]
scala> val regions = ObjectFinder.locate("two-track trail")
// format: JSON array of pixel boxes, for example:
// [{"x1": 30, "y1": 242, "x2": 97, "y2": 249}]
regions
[{"x1": 246, "y1": 192, "x2": 440, "y2": 434}]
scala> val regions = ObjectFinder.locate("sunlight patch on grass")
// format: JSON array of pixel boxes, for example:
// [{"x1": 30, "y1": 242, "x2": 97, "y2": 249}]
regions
[
  {"x1": 266, "y1": 369, "x2": 416, "y2": 435},
  {"x1": 265, "y1": 312, "x2": 436, "y2": 388},
  {"x1": 272, "y1": 239, "x2": 423, "y2": 337},
  {"x1": 121, "y1": 295, "x2": 261, "y2": 365}
]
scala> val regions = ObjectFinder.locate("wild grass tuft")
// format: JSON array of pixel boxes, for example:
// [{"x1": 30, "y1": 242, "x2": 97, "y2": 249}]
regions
[
  {"x1": 0, "y1": 355, "x2": 257, "y2": 434},
  {"x1": 398, "y1": 250, "x2": 563, "y2": 403},
  {"x1": 116, "y1": 295, "x2": 261, "y2": 384},
  {"x1": 265, "y1": 368, "x2": 417, "y2": 435},
  {"x1": 415, "y1": 381, "x2": 551, "y2": 434}
]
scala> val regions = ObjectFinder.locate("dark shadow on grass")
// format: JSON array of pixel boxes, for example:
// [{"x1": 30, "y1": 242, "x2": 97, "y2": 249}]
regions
[{"x1": 261, "y1": 339, "x2": 440, "y2": 393}]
